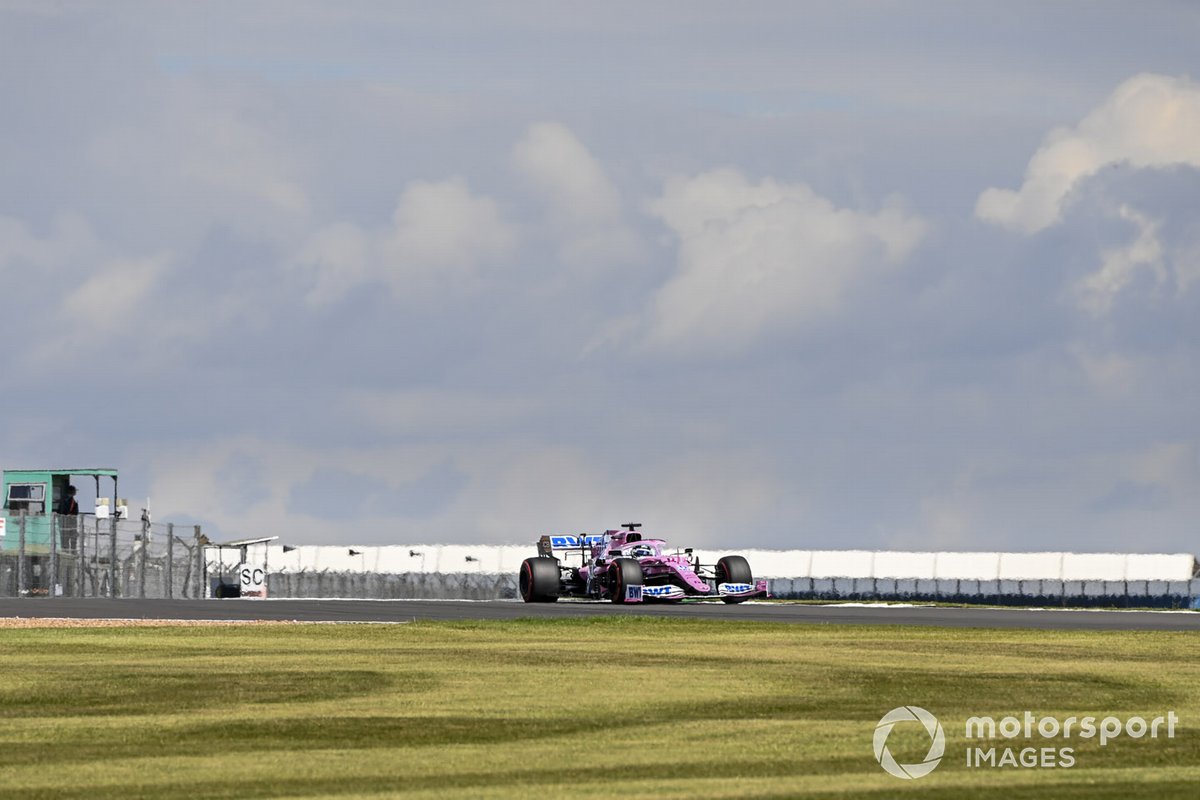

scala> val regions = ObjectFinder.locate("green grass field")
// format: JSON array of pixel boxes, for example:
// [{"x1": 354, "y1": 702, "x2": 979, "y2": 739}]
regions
[{"x1": 1, "y1": 617, "x2": 1197, "y2": 799}]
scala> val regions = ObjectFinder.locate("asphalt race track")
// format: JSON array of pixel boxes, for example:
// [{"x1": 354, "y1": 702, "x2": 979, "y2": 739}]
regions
[{"x1": 1, "y1": 598, "x2": 1199, "y2": 630}]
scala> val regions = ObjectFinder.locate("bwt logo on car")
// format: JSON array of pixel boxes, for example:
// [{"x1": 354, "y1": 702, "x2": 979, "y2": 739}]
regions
[{"x1": 548, "y1": 535, "x2": 606, "y2": 548}]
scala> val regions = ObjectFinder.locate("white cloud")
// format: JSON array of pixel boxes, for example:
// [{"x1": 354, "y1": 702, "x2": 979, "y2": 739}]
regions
[
  {"x1": 144, "y1": 436, "x2": 320, "y2": 539},
  {"x1": 61, "y1": 254, "x2": 168, "y2": 330},
  {"x1": 511, "y1": 121, "x2": 642, "y2": 266},
  {"x1": 380, "y1": 178, "x2": 517, "y2": 285},
  {"x1": 293, "y1": 177, "x2": 517, "y2": 305},
  {"x1": 145, "y1": 436, "x2": 474, "y2": 541},
  {"x1": 1127, "y1": 441, "x2": 1196, "y2": 493},
  {"x1": 1074, "y1": 205, "x2": 1167, "y2": 315},
  {"x1": 513, "y1": 122, "x2": 621, "y2": 224},
  {"x1": 23, "y1": 250, "x2": 175, "y2": 368},
  {"x1": 178, "y1": 110, "x2": 310, "y2": 217},
  {"x1": 0, "y1": 208, "x2": 257, "y2": 370},
  {"x1": 88, "y1": 86, "x2": 314, "y2": 242},
  {"x1": 642, "y1": 169, "x2": 926, "y2": 354},
  {"x1": 1070, "y1": 344, "x2": 1139, "y2": 395},
  {"x1": 977, "y1": 73, "x2": 1200, "y2": 234},
  {"x1": 442, "y1": 444, "x2": 785, "y2": 547},
  {"x1": 292, "y1": 221, "x2": 372, "y2": 306},
  {"x1": 141, "y1": 432, "x2": 784, "y2": 547}
]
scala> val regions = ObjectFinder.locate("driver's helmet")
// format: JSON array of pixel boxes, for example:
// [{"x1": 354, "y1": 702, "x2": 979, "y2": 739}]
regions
[{"x1": 628, "y1": 543, "x2": 655, "y2": 558}]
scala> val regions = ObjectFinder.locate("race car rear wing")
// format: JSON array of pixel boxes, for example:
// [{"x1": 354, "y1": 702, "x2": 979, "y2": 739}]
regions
[{"x1": 538, "y1": 534, "x2": 609, "y2": 555}]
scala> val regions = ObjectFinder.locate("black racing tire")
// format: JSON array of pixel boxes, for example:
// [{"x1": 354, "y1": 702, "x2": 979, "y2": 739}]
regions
[
  {"x1": 519, "y1": 556, "x2": 560, "y2": 603},
  {"x1": 609, "y1": 557, "x2": 644, "y2": 604},
  {"x1": 716, "y1": 555, "x2": 753, "y2": 604}
]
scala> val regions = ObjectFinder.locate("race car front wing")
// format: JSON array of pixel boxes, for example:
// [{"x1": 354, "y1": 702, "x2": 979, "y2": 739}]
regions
[
  {"x1": 717, "y1": 580, "x2": 770, "y2": 600},
  {"x1": 634, "y1": 580, "x2": 770, "y2": 602}
]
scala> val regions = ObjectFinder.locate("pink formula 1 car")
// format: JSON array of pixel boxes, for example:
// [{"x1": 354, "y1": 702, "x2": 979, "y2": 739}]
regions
[{"x1": 518, "y1": 523, "x2": 768, "y2": 604}]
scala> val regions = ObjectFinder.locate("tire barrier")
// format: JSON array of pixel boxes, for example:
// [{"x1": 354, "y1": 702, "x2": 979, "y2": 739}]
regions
[
  {"x1": 258, "y1": 571, "x2": 1200, "y2": 608},
  {"x1": 766, "y1": 577, "x2": 1200, "y2": 609},
  {"x1": 267, "y1": 570, "x2": 519, "y2": 601}
]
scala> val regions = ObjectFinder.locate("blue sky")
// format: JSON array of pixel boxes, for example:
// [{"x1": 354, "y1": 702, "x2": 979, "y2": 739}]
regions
[{"x1": 1, "y1": 2, "x2": 1197, "y2": 550}]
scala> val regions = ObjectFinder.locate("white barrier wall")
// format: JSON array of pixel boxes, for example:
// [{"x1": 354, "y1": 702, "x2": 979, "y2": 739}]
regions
[
  {"x1": 262, "y1": 544, "x2": 1197, "y2": 582},
  {"x1": 265, "y1": 544, "x2": 534, "y2": 575},
  {"x1": 1125, "y1": 554, "x2": 1194, "y2": 581},
  {"x1": 998, "y1": 552, "x2": 1060, "y2": 581},
  {"x1": 874, "y1": 552, "x2": 936, "y2": 579},
  {"x1": 935, "y1": 552, "x2": 1002, "y2": 581}
]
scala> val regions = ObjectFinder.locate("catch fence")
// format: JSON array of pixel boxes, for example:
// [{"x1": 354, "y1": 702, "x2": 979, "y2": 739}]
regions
[{"x1": 0, "y1": 512, "x2": 206, "y2": 599}]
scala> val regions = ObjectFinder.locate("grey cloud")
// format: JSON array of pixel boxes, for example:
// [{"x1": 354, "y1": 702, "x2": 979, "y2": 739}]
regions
[
  {"x1": 1, "y1": 5, "x2": 1197, "y2": 551},
  {"x1": 286, "y1": 463, "x2": 466, "y2": 521}
]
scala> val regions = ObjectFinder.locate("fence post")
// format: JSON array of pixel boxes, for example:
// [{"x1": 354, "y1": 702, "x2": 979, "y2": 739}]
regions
[
  {"x1": 137, "y1": 512, "x2": 149, "y2": 598},
  {"x1": 49, "y1": 513, "x2": 59, "y2": 598},
  {"x1": 165, "y1": 523, "x2": 174, "y2": 599},
  {"x1": 193, "y1": 526, "x2": 203, "y2": 599},
  {"x1": 75, "y1": 518, "x2": 85, "y2": 598},
  {"x1": 17, "y1": 511, "x2": 27, "y2": 597},
  {"x1": 92, "y1": 519, "x2": 101, "y2": 597},
  {"x1": 109, "y1": 515, "x2": 118, "y2": 598}
]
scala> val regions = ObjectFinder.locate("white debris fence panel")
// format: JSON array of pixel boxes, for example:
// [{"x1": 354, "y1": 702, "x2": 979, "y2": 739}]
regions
[{"x1": 263, "y1": 545, "x2": 1197, "y2": 582}]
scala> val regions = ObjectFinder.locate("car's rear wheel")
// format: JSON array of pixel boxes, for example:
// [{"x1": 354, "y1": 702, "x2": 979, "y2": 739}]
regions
[
  {"x1": 609, "y1": 557, "x2": 644, "y2": 604},
  {"x1": 716, "y1": 555, "x2": 753, "y2": 604},
  {"x1": 520, "y1": 556, "x2": 560, "y2": 603}
]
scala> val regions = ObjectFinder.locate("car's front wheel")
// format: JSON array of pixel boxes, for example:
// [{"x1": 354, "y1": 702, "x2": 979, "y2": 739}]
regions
[
  {"x1": 609, "y1": 557, "x2": 644, "y2": 604},
  {"x1": 716, "y1": 555, "x2": 753, "y2": 604}
]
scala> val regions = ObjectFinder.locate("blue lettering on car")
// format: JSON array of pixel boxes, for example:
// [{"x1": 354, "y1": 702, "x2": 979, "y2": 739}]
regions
[{"x1": 549, "y1": 535, "x2": 606, "y2": 548}]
